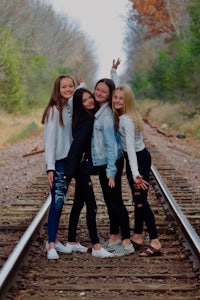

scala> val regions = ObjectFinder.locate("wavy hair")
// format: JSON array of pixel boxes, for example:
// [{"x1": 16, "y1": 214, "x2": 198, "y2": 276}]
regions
[{"x1": 112, "y1": 85, "x2": 144, "y2": 132}]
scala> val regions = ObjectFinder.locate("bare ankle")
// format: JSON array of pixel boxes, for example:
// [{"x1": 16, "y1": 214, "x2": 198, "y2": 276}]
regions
[
  {"x1": 93, "y1": 243, "x2": 101, "y2": 250},
  {"x1": 122, "y1": 239, "x2": 132, "y2": 247},
  {"x1": 49, "y1": 242, "x2": 55, "y2": 249},
  {"x1": 132, "y1": 234, "x2": 144, "y2": 244},
  {"x1": 109, "y1": 234, "x2": 120, "y2": 243},
  {"x1": 150, "y1": 239, "x2": 161, "y2": 250},
  {"x1": 67, "y1": 241, "x2": 78, "y2": 245}
]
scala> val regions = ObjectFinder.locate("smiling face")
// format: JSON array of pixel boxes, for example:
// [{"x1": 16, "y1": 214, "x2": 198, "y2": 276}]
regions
[
  {"x1": 60, "y1": 77, "x2": 75, "y2": 100},
  {"x1": 112, "y1": 89, "x2": 125, "y2": 115},
  {"x1": 94, "y1": 82, "x2": 110, "y2": 106},
  {"x1": 82, "y1": 92, "x2": 95, "y2": 110}
]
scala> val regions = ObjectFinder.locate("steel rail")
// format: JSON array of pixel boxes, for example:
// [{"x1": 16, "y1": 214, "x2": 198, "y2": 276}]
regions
[
  {"x1": 151, "y1": 164, "x2": 200, "y2": 267},
  {"x1": 0, "y1": 194, "x2": 51, "y2": 298},
  {"x1": 1, "y1": 164, "x2": 200, "y2": 299}
]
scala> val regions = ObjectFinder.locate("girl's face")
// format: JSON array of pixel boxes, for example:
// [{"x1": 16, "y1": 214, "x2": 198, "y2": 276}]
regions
[
  {"x1": 112, "y1": 89, "x2": 125, "y2": 114},
  {"x1": 60, "y1": 77, "x2": 75, "y2": 100},
  {"x1": 82, "y1": 92, "x2": 95, "y2": 110},
  {"x1": 94, "y1": 82, "x2": 110, "y2": 106}
]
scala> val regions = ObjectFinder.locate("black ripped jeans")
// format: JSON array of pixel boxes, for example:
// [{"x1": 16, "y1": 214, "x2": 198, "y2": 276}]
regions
[
  {"x1": 124, "y1": 148, "x2": 158, "y2": 240},
  {"x1": 68, "y1": 172, "x2": 99, "y2": 245}
]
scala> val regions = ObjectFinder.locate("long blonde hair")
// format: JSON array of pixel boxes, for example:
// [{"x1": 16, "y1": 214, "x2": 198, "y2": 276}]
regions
[{"x1": 112, "y1": 85, "x2": 144, "y2": 132}]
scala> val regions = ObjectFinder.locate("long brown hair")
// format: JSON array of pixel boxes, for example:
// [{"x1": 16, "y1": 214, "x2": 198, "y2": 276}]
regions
[
  {"x1": 94, "y1": 78, "x2": 115, "y2": 107},
  {"x1": 41, "y1": 74, "x2": 75, "y2": 127}
]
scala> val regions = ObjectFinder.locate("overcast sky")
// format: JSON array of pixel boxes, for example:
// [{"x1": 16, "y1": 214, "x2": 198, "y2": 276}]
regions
[{"x1": 46, "y1": 0, "x2": 130, "y2": 78}]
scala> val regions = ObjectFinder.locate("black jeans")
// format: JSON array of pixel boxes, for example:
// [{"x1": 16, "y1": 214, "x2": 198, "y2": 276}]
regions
[
  {"x1": 124, "y1": 148, "x2": 158, "y2": 240},
  {"x1": 68, "y1": 172, "x2": 99, "y2": 245},
  {"x1": 98, "y1": 156, "x2": 130, "y2": 241}
]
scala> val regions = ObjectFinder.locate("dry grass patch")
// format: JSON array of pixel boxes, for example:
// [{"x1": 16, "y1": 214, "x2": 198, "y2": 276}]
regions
[
  {"x1": 0, "y1": 100, "x2": 199, "y2": 149},
  {"x1": 138, "y1": 100, "x2": 200, "y2": 139},
  {"x1": 0, "y1": 109, "x2": 43, "y2": 148}
]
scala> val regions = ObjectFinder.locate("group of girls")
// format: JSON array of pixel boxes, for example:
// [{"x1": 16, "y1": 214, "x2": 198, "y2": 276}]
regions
[{"x1": 42, "y1": 59, "x2": 161, "y2": 260}]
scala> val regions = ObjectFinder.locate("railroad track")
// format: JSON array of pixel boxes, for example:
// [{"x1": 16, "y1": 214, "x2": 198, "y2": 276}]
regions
[{"x1": 0, "y1": 138, "x2": 200, "y2": 300}]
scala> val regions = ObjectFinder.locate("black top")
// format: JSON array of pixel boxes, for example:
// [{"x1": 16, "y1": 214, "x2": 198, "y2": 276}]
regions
[{"x1": 64, "y1": 110, "x2": 98, "y2": 183}]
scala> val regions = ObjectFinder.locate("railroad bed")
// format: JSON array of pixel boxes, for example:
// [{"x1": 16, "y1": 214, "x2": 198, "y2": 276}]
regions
[
  {"x1": 146, "y1": 140, "x2": 200, "y2": 238},
  {"x1": 0, "y1": 137, "x2": 200, "y2": 299}
]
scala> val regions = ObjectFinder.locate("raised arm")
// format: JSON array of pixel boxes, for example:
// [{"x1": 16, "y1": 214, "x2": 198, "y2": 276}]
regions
[
  {"x1": 110, "y1": 58, "x2": 121, "y2": 87},
  {"x1": 112, "y1": 58, "x2": 121, "y2": 70},
  {"x1": 76, "y1": 75, "x2": 87, "y2": 89}
]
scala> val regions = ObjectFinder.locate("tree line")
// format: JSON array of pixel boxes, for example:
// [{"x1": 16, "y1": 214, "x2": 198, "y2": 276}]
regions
[
  {"x1": 0, "y1": 0, "x2": 199, "y2": 115},
  {"x1": 0, "y1": 0, "x2": 97, "y2": 113},
  {"x1": 123, "y1": 0, "x2": 200, "y2": 110}
]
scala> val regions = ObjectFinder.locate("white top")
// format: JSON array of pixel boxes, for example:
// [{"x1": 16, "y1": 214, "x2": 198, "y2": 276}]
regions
[
  {"x1": 110, "y1": 68, "x2": 119, "y2": 87},
  {"x1": 118, "y1": 114, "x2": 145, "y2": 180},
  {"x1": 44, "y1": 100, "x2": 73, "y2": 171},
  {"x1": 44, "y1": 82, "x2": 86, "y2": 172}
]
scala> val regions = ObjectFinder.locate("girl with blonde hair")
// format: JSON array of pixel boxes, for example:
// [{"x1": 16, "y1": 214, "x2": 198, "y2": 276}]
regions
[{"x1": 112, "y1": 85, "x2": 162, "y2": 257}]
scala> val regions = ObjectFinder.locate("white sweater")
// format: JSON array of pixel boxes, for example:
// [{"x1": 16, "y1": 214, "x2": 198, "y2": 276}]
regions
[
  {"x1": 118, "y1": 114, "x2": 145, "y2": 181},
  {"x1": 44, "y1": 82, "x2": 87, "y2": 172},
  {"x1": 44, "y1": 99, "x2": 73, "y2": 171}
]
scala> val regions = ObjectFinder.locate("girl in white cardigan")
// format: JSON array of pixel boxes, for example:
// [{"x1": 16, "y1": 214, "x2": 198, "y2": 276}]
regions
[{"x1": 41, "y1": 74, "x2": 86, "y2": 259}]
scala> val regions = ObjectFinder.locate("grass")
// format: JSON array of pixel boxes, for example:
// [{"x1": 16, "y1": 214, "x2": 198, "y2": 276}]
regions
[
  {"x1": 0, "y1": 109, "x2": 44, "y2": 148},
  {"x1": 0, "y1": 100, "x2": 199, "y2": 149},
  {"x1": 138, "y1": 99, "x2": 200, "y2": 139}
]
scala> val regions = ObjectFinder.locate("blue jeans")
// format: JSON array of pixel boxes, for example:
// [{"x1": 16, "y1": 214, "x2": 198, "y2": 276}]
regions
[{"x1": 48, "y1": 158, "x2": 68, "y2": 243}]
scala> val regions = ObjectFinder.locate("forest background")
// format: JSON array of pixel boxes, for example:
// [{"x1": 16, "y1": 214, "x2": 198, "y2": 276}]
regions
[{"x1": 0, "y1": 0, "x2": 199, "y2": 147}]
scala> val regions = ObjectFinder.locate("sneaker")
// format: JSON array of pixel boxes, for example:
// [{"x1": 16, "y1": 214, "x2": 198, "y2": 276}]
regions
[
  {"x1": 47, "y1": 248, "x2": 59, "y2": 260},
  {"x1": 113, "y1": 244, "x2": 135, "y2": 257},
  {"x1": 46, "y1": 241, "x2": 72, "y2": 254},
  {"x1": 92, "y1": 247, "x2": 114, "y2": 258},
  {"x1": 103, "y1": 240, "x2": 121, "y2": 251},
  {"x1": 65, "y1": 242, "x2": 88, "y2": 253}
]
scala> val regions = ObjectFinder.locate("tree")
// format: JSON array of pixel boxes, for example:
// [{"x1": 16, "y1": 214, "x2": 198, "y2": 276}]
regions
[
  {"x1": 0, "y1": 27, "x2": 26, "y2": 112},
  {"x1": 129, "y1": 0, "x2": 188, "y2": 40},
  {"x1": 0, "y1": 0, "x2": 98, "y2": 113}
]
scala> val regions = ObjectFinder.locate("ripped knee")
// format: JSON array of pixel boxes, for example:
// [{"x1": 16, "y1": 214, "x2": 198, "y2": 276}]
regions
[
  {"x1": 137, "y1": 203, "x2": 143, "y2": 208},
  {"x1": 134, "y1": 191, "x2": 140, "y2": 196},
  {"x1": 88, "y1": 181, "x2": 92, "y2": 186}
]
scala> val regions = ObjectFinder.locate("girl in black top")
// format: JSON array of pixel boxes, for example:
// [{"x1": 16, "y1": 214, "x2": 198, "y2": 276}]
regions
[{"x1": 64, "y1": 88, "x2": 113, "y2": 258}]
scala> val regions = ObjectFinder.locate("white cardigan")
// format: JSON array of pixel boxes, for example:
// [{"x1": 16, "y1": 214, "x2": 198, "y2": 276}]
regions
[{"x1": 118, "y1": 114, "x2": 145, "y2": 180}]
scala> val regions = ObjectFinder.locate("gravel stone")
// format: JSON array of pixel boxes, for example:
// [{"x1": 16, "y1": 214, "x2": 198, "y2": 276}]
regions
[{"x1": 0, "y1": 124, "x2": 199, "y2": 208}]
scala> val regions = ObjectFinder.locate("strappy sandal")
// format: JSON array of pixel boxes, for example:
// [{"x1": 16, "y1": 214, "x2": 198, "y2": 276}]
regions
[
  {"x1": 139, "y1": 245, "x2": 162, "y2": 257},
  {"x1": 131, "y1": 240, "x2": 146, "y2": 251}
]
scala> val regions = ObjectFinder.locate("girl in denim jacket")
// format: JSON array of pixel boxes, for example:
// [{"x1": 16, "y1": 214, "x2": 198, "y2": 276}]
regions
[{"x1": 91, "y1": 64, "x2": 135, "y2": 257}]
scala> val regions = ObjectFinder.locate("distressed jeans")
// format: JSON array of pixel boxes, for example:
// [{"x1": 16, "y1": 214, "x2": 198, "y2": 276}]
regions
[
  {"x1": 48, "y1": 158, "x2": 68, "y2": 243},
  {"x1": 124, "y1": 148, "x2": 158, "y2": 240}
]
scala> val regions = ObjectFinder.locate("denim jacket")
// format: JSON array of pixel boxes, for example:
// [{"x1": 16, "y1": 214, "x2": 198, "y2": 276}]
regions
[{"x1": 91, "y1": 102, "x2": 122, "y2": 178}]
